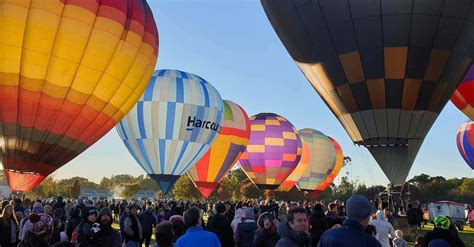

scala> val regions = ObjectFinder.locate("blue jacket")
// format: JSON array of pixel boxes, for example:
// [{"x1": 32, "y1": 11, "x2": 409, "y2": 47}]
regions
[
  {"x1": 318, "y1": 219, "x2": 381, "y2": 247},
  {"x1": 176, "y1": 226, "x2": 221, "y2": 247}
]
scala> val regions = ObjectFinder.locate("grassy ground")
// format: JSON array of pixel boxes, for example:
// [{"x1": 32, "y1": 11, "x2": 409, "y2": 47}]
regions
[
  {"x1": 407, "y1": 224, "x2": 474, "y2": 247},
  {"x1": 112, "y1": 220, "x2": 474, "y2": 247}
]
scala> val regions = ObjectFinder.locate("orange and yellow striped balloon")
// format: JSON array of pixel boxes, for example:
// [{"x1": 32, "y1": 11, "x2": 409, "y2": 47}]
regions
[
  {"x1": 187, "y1": 100, "x2": 250, "y2": 198},
  {"x1": 0, "y1": 0, "x2": 159, "y2": 191},
  {"x1": 313, "y1": 136, "x2": 344, "y2": 194}
]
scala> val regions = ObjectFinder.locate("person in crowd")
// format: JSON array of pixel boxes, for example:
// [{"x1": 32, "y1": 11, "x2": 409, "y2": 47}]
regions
[
  {"x1": 66, "y1": 206, "x2": 82, "y2": 240},
  {"x1": 156, "y1": 208, "x2": 167, "y2": 224},
  {"x1": 140, "y1": 206, "x2": 157, "y2": 247},
  {"x1": 53, "y1": 196, "x2": 66, "y2": 212},
  {"x1": 153, "y1": 221, "x2": 175, "y2": 247},
  {"x1": 275, "y1": 207, "x2": 309, "y2": 247},
  {"x1": 318, "y1": 195, "x2": 381, "y2": 247},
  {"x1": 392, "y1": 230, "x2": 407, "y2": 247},
  {"x1": 18, "y1": 208, "x2": 29, "y2": 240},
  {"x1": 124, "y1": 205, "x2": 143, "y2": 247},
  {"x1": 176, "y1": 207, "x2": 220, "y2": 247},
  {"x1": 44, "y1": 205, "x2": 53, "y2": 217},
  {"x1": 423, "y1": 215, "x2": 464, "y2": 247},
  {"x1": 384, "y1": 208, "x2": 395, "y2": 226},
  {"x1": 207, "y1": 202, "x2": 234, "y2": 247},
  {"x1": 308, "y1": 204, "x2": 328, "y2": 246},
  {"x1": 231, "y1": 208, "x2": 245, "y2": 235},
  {"x1": 279, "y1": 202, "x2": 288, "y2": 222},
  {"x1": 325, "y1": 203, "x2": 342, "y2": 228},
  {"x1": 94, "y1": 207, "x2": 122, "y2": 247},
  {"x1": 407, "y1": 203, "x2": 424, "y2": 239},
  {"x1": 14, "y1": 198, "x2": 24, "y2": 213},
  {"x1": 50, "y1": 218, "x2": 66, "y2": 245},
  {"x1": 414, "y1": 236, "x2": 425, "y2": 247},
  {"x1": 370, "y1": 210, "x2": 395, "y2": 247},
  {"x1": 254, "y1": 211, "x2": 280, "y2": 247},
  {"x1": 77, "y1": 206, "x2": 100, "y2": 246},
  {"x1": 169, "y1": 215, "x2": 186, "y2": 241},
  {"x1": 0, "y1": 204, "x2": 19, "y2": 247},
  {"x1": 119, "y1": 205, "x2": 130, "y2": 240},
  {"x1": 235, "y1": 207, "x2": 257, "y2": 247},
  {"x1": 21, "y1": 213, "x2": 54, "y2": 244}
]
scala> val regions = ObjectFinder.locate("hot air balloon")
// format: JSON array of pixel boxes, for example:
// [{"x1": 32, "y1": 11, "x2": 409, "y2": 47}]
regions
[
  {"x1": 452, "y1": 66, "x2": 474, "y2": 120},
  {"x1": 187, "y1": 100, "x2": 250, "y2": 198},
  {"x1": 238, "y1": 113, "x2": 302, "y2": 190},
  {"x1": 0, "y1": 0, "x2": 159, "y2": 191},
  {"x1": 261, "y1": 0, "x2": 474, "y2": 185},
  {"x1": 116, "y1": 69, "x2": 224, "y2": 194},
  {"x1": 456, "y1": 121, "x2": 474, "y2": 170}
]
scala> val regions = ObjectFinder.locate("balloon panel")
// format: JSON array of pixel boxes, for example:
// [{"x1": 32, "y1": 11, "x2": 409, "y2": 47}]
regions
[
  {"x1": 187, "y1": 100, "x2": 251, "y2": 198},
  {"x1": 456, "y1": 122, "x2": 474, "y2": 170},
  {"x1": 452, "y1": 66, "x2": 474, "y2": 120},
  {"x1": 295, "y1": 129, "x2": 337, "y2": 191},
  {"x1": 239, "y1": 113, "x2": 302, "y2": 190},
  {"x1": 0, "y1": 0, "x2": 159, "y2": 191},
  {"x1": 261, "y1": 0, "x2": 474, "y2": 184},
  {"x1": 315, "y1": 136, "x2": 344, "y2": 192},
  {"x1": 116, "y1": 70, "x2": 224, "y2": 188}
]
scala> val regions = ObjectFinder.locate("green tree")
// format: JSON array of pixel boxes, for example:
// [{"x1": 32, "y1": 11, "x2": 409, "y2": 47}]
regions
[
  {"x1": 171, "y1": 176, "x2": 202, "y2": 200},
  {"x1": 70, "y1": 179, "x2": 81, "y2": 199},
  {"x1": 335, "y1": 176, "x2": 355, "y2": 201},
  {"x1": 460, "y1": 178, "x2": 474, "y2": 196},
  {"x1": 121, "y1": 183, "x2": 141, "y2": 199},
  {"x1": 240, "y1": 179, "x2": 261, "y2": 199}
]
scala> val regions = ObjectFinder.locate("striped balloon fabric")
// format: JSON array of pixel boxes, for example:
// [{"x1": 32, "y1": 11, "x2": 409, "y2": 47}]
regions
[
  {"x1": 239, "y1": 113, "x2": 302, "y2": 190},
  {"x1": 187, "y1": 100, "x2": 250, "y2": 198},
  {"x1": 314, "y1": 136, "x2": 344, "y2": 192},
  {"x1": 0, "y1": 0, "x2": 158, "y2": 191},
  {"x1": 116, "y1": 70, "x2": 224, "y2": 194},
  {"x1": 293, "y1": 129, "x2": 337, "y2": 192},
  {"x1": 452, "y1": 66, "x2": 474, "y2": 120},
  {"x1": 456, "y1": 122, "x2": 474, "y2": 170}
]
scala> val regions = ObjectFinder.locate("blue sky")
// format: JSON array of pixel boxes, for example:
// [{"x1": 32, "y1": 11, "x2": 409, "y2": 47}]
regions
[{"x1": 54, "y1": 0, "x2": 472, "y2": 186}]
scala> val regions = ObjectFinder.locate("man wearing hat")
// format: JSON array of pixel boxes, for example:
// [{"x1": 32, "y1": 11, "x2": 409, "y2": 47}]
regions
[
  {"x1": 318, "y1": 195, "x2": 381, "y2": 247},
  {"x1": 96, "y1": 207, "x2": 122, "y2": 247},
  {"x1": 423, "y1": 216, "x2": 464, "y2": 247},
  {"x1": 207, "y1": 202, "x2": 234, "y2": 247}
]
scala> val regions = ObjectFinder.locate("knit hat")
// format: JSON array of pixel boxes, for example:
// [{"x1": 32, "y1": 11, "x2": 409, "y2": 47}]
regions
[
  {"x1": 215, "y1": 203, "x2": 226, "y2": 214},
  {"x1": 346, "y1": 195, "x2": 374, "y2": 221},
  {"x1": 26, "y1": 213, "x2": 53, "y2": 237},
  {"x1": 243, "y1": 207, "x2": 254, "y2": 219},
  {"x1": 82, "y1": 206, "x2": 98, "y2": 219},
  {"x1": 32, "y1": 202, "x2": 43, "y2": 213},
  {"x1": 434, "y1": 215, "x2": 451, "y2": 230},
  {"x1": 98, "y1": 207, "x2": 112, "y2": 217}
]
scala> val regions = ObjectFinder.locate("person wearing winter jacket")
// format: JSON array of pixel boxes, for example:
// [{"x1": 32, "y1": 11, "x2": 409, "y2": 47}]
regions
[
  {"x1": 140, "y1": 206, "x2": 157, "y2": 247},
  {"x1": 96, "y1": 207, "x2": 122, "y2": 247},
  {"x1": 308, "y1": 204, "x2": 328, "y2": 246},
  {"x1": 318, "y1": 195, "x2": 381, "y2": 247},
  {"x1": 392, "y1": 230, "x2": 407, "y2": 247},
  {"x1": 124, "y1": 205, "x2": 143, "y2": 247},
  {"x1": 254, "y1": 212, "x2": 280, "y2": 247},
  {"x1": 119, "y1": 206, "x2": 130, "y2": 241},
  {"x1": 231, "y1": 208, "x2": 245, "y2": 235},
  {"x1": 276, "y1": 207, "x2": 310, "y2": 247},
  {"x1": 423, "y1": 215, "x2": 464, "y2": 247},
  {"x1": 207, "y1": 203, "x2": 234, "y2": 247},
  {"x1": 235, "y1": 207, "x2": 257, "y2": 247},
  {"x1": 369, "y1": 210, "x2": 395, "y2": 247},
  {"x1": 77, "y1": 206, "x2": 101, "y2": 246}
]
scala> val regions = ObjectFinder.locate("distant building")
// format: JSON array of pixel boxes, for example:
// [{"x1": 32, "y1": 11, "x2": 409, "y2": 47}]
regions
[
  {"x1": 133, "y1": 190, "x2": 157, "y2": 200},
  {"x1": 80, "y1": 188, "x2": 113, "y2": 201}
]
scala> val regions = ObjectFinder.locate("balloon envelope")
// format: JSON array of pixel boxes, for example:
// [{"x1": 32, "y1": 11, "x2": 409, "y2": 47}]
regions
[
  {"x1": 187, "y1": 100, "x2": 251, "y2": 198},
  {"x1": 452, "y1": 66, "x2": 474, "y2": 120},
  {"x1": 261, "y1": 0, "x2": 474, "y2": 185},
  {"x1": 314, "y1": 136, "x2": 344, "y2": 192},
  {"x1": 0, "y1": 0, "x2": 158, "y2": 191},
  {"x1": 116, "y1": 70, "x2": 224, "y2": 194},
  {"x1": 239, "y1": 113, "x2": 302, "y2": 190},
  {"x1": 456, "y1": 121, "x2": 474, "y2": 170}
]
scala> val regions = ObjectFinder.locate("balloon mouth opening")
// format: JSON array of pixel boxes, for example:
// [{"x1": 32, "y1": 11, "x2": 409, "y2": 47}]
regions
[
  {"x1": 4, "y1": 169, "x2": 45, "y2": 191},
  {"x1": 256, "y1": 184, "x2": 279, "y2": 190}
]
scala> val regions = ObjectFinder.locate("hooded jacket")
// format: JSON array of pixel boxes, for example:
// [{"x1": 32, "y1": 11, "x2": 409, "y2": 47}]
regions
[
  {"x1": 231, "y1": 209, "x2": 245, "y2": 234},
  {"x1": 97, "y1": 208, "x2": 122, "y2": 247},
  {"x1": 369, "y1": 210, "x2": 395, "y2": 247},
  {"x1": 318, "y1": 219, "x2": 381, "y2": 247},
  {"x1": 207, "y1": 214, "x2": 234, "y2": 247},
  {"x1": 235, "y1": 218, "x2": 257, "y2": 247},
  {"x1": 140, "y1": 210, "x2": 156, "y2": 235},
  {"x1": 423, "y1": 228, "x2": 465, "y2": 247},
  {"x1": 275, "y1": 222, "x2": 309, "y2": 247}
]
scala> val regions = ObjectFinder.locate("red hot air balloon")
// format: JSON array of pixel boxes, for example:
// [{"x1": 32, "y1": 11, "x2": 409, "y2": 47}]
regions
[{"x1": 452, "y1": 66, "x2": 474, "y2": 120}]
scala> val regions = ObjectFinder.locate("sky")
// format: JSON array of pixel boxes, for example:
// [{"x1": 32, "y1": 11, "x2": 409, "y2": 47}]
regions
[{"x1": 53, "y1": 0, "x2": 473, "y2": 186}]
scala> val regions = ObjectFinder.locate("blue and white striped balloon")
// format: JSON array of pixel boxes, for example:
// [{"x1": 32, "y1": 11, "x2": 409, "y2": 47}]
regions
[{"x1": 116, "y1": 69, "x2": 224, "y2": 194}]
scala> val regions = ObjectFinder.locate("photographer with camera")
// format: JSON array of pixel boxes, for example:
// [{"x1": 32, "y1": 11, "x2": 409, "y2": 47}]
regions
[{"x1": 254, "y1": 212, "x2": 280, "y2": 247}]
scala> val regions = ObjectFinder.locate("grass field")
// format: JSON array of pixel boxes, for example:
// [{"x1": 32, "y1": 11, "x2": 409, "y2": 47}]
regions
[{"x1": 112, "y1": 220, "x2": 474, "y2": 247}]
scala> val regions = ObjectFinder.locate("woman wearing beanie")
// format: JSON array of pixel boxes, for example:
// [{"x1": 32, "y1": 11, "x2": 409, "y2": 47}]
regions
[
  {"x1": 254, "y1": 212, "x2": 280, "y2": 247},
  {"x1": 0, "y1": 205, "x2": 19, "y2": 247}
]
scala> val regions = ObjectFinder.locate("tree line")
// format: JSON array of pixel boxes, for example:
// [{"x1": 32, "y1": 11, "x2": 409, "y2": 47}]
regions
[{"x1": 0, "y1": 169, "x2": 472, "y2": 203}]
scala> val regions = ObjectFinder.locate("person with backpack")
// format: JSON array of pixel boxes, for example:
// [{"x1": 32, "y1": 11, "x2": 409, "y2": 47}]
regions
[{"x1": 235, "y1": 207, "x2": 257, "y2": 247}]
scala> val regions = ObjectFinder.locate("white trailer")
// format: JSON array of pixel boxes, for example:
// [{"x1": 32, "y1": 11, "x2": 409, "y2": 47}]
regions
[{"x1": 428, "y1": 201, "x2": 466, "y2": 230}]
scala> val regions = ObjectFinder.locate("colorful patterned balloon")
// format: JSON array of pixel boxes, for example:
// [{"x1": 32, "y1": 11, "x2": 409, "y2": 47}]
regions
[
  {"x1": 0, "y1": 0, "x2": 158, "y2": 191},
  {"x1": 456, "y1": 122, "x2": 474, "y2": 170},
  {"x1": 314, "y1": 136, "x2": 344, "y2": 192},
  {"x1": 116, "y1": 70, "x2": 224, "y2": 194},
  {"x1": 452, "y1": 66, "x2": 474, "y2": 120},
  {"x1": 187, "y1": 100, "x2": 250, "y2": 198},
  {"x1": 279, "y1": 129, "x2": 335, "y2": 192},
  {"x1": 238, "y1": 113, "x2": 302, "y2": 190}
]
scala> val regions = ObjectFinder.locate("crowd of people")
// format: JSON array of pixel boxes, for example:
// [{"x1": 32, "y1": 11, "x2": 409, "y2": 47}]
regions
[{"x1": 0, "y1": 195, "x2": 467, "y2": 247}]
